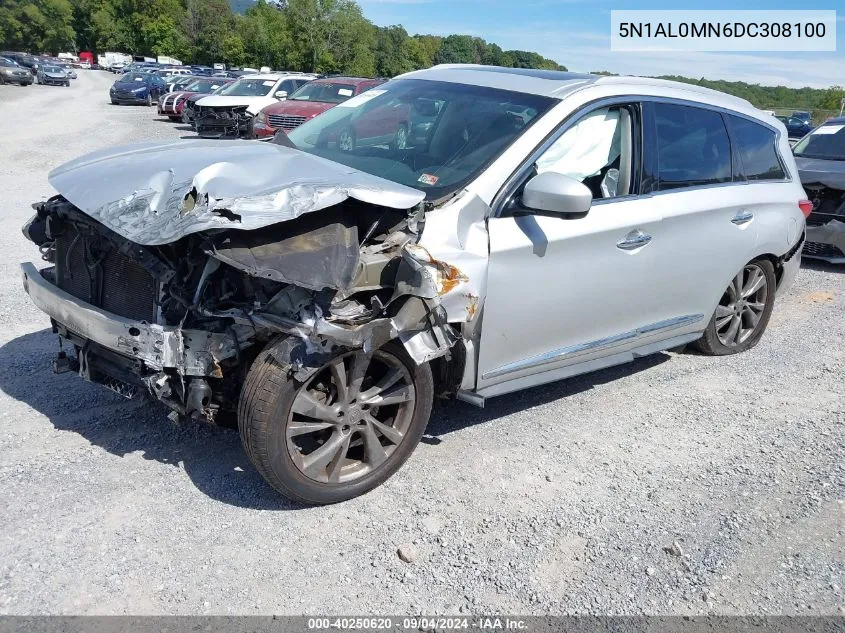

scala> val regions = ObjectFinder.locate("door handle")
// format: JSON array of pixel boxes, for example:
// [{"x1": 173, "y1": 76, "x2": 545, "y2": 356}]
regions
[
  {"x1": 616, "y1": 230, "x2": 652, "y2": 251},
  {"x1": 731, "y1": 210, "x2": 754, "y2": 225}
]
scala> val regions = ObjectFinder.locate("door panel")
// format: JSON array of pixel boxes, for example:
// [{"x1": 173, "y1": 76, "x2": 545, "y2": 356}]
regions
[{"x1": 477, "y1": 198, "x2": 670, "y2": 389}]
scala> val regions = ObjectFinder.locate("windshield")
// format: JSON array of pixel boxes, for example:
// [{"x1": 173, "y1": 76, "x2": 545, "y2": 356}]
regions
[
  {"x1": 290, "y1": 82, "x2": 359, "y2": 104},
  {"x1": 284, "y1": 79, "x2": 554, "y2": 200},
  {"x1": 43, "y1": 66, "x2": 62, "y2": 73},
  {"x1": 185, "y1": 79, "x2": 224, "y2": 93},
  {"x1": 793, "y1": 123, "x2": 845, "y2": 160},
  {"x1": 119, "y1": 73, "x2": 148, "y2": 83},
  {"x1": 216, "y1": 77, "x2": 275, "y2": 97}
]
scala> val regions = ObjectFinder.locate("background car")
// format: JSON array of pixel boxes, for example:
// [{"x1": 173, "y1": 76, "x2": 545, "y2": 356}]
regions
[
  {"x1": 158, "y1": 77, "x2": 233, "y2": 120},
  {"x1": 777, "y1": 115, "x2": 814, "y2": 140},
  {"x1": 56, "y1": 63, "x2": 77, "y2": 79},
  {"x1": 193, "y1": 72, "x2": 315, "y2": 137},
  {"x1": 0, "y1": 56, "x2": 33, "y2": 86},
  {"x1": 164, "y1": 74, "x2": 199, "y2": 93},
  {"x1": 253, "y1": 76, "x2": 385, "y2": 138},
  {"x1": 793, "y1": 116, "x2": 845, "y2": 263},
  {"x1": 36, "y1": 64, "x2": 70, "y2": 86},
  {"x1": 109, "y1": 72, "x2": 167, "y2": 105}
]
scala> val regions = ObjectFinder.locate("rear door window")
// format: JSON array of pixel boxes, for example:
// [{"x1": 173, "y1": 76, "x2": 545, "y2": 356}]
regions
[
  {"x1": 727, "y1": 115, "x2": 786, "y2": 180},
  {"x1": 654, "y1": 103, "x2": 731, "y2": 191}
]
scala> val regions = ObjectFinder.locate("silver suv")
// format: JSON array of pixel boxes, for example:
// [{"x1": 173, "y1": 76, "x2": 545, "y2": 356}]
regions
[{"x1": 21, "y1": 65, "x2": 807, "y2": 504}]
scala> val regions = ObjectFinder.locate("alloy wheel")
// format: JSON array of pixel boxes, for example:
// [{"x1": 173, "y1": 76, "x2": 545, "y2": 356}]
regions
[
  {"x1": 715, "y1": 263, "x2": 768, "y2": 347},
  {"x1": 286, "y1": 350, "x2": 416, "y2": 484}
]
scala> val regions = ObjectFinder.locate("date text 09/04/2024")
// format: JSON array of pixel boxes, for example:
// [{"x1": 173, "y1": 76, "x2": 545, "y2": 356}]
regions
[{"x1": 306, "y1": 617, "x2": 528, "y2": 630}]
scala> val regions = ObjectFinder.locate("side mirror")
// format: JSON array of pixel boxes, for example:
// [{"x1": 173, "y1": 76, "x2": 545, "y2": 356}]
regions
[
  {"x1": 274, "y1": 90, "x2": 287, "y2": 100},
  {"x1": 521, "y1": 171, "x2": 592, "y2": 217}
]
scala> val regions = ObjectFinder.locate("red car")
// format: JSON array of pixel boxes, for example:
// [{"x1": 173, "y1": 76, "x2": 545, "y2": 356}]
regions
[
  {"x1": 158, "y1": 77, "x2": 233, "y2": 121},
  {"x1": 252, "y1": 77, "x2": 385, "y2": 139}
]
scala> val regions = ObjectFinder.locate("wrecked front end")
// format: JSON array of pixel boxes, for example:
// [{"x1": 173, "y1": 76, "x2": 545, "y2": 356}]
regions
[
  {"x1": 194, "y1": 105, "x2": 253, "y2": 138},
  {"x1": 798, "y1": 160, "x2": 845, "y2": 264},
  {"x1": 20, "y1": 141, "x2": 482, "y2": 422}
]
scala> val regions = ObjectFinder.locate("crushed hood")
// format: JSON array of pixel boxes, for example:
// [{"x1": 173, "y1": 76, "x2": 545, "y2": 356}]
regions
[
  {"x1": 795, "y1": 156, "x2": 845, "y2": 190},
  {"x1": 48, "y1": 139, "x2": 425, "y2": 246}
]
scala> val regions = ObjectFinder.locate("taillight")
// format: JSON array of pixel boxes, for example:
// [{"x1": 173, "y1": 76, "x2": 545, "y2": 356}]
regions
[{"x1": 798, "y1": 199, "x2": 813, "y2": 218}]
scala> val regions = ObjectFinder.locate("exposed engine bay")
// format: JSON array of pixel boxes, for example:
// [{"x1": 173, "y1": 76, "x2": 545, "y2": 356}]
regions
[
  {"x1": 194, "y1": 105, "x2": 253, "y2": 138},
  {"x1": 22, "y1": 193, "x2": 473, "y2": 422}
]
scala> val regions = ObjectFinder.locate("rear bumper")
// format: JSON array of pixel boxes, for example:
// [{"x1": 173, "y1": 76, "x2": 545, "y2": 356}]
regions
[
  {"x1": 4, "y1": 75, "x2": 32, "y2": 85},
  {"x1": 20, "y1": 262, "x2": 236, "y2": 377},
  {"x1": 803, "y1": 219, "x2": 845, "y2": 264}
]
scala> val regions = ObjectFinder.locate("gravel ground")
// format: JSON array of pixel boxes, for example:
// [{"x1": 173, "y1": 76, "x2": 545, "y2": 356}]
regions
[{"x1": 0, "y1": 71, "x2": 843, "y2": 616}]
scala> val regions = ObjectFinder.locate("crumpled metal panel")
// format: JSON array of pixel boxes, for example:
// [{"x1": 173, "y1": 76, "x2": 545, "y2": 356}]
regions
[
  {"x1": 413, "y1": 191, "x2": 490, "y2": 324},
  {"x1": 796, "y1": 157, "x2": 845, "y2": 190},
  {"x1": 48, "y1": 139, "x2": 425, "y2": 246},
  {"x1": 209, "y1": 220, "x2": 360, "y2": 291}
]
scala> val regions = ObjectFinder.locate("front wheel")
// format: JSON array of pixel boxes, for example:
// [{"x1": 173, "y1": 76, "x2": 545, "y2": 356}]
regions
[
  {"x1": 238, "y1": 339, "x2": 434, "y2": 505},
  {"x1": 692, "y1": 258, "x2": 776, "y2": 355}
]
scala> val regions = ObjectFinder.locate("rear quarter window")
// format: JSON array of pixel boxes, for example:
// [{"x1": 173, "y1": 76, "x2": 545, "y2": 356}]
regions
[
  {"x1": 727, "y1": 115, "x2": 786, "y2": 181},
  {"x1": 654, "y1": 103, "x2": 732, "y2": 191}
]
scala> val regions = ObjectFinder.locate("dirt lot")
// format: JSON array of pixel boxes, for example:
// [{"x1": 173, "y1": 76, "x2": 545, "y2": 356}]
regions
[{"x1": 0, "y1": 71, "x2": 842, "y2": 616}]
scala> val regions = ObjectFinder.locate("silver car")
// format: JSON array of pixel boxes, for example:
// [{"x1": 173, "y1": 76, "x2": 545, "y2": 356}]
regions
[{"x1": 20, "y1": 65, "x2": 807, "y2": 504}]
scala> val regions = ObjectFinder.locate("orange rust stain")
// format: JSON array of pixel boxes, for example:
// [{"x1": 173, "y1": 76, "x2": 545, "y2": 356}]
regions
[
  {"x1": 409, "y1": 243, "x2": 468, "y2": 295},
  {"x1": 466, "y1": 294, "x2": 479, "y2": 319}
]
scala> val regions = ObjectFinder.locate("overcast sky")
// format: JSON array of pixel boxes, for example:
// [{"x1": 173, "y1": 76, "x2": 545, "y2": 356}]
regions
[{"x1": 357, "y1": 0, "x2": 843, "y2": 88}]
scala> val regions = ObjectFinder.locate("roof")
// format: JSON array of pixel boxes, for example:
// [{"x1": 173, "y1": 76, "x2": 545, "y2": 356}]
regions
[
  {"x1": 310, "y1": 76, "x2": 381, "y2": 85},
  {"x1": 821, "y1": 116, "x2": 845, "y2": 125},
  {"x1": 396, "y1": 64, "x2": 755, "y2": 112},
  {"x1": 241, "y1": 72, "x2": 316, "y2": 81}
]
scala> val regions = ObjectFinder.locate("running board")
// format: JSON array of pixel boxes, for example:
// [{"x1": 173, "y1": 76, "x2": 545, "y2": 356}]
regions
[{"x1": 456, "y1": 390, "x2": 485, "y2": 408}]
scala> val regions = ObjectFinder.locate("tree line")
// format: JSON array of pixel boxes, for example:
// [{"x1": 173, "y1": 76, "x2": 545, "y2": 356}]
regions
[
  {"x1": 0, "y1": 0, "x2": 564, "y2": 76},
  {"x1": 2, "y1": 0, "x2": 842, "y2": 114}
]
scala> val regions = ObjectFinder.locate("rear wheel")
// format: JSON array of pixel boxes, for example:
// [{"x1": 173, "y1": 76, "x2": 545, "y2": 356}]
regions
[
  {"x1": 692, "y1": 258, "x2": 776, "y2": 356},
  {"x1": 238, "y1": 339, "x2": 433, "y2": 505}
]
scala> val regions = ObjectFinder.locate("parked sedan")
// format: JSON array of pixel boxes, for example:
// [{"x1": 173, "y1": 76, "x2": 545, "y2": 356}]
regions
[
  {"x1": 158, "y1": 77, "x2": 232, "y2": 121},
  {"x1": 110, "y1": 72, "x2": 167, "y2": 105},
  {"x1": 777, "y1": 115, "x2": 814, "y2": 140},
  {"x1": 252, "y1": 77, "x2": 385, "y2": 138},
  {"x1": 36, "y1": 64, "x2": 70, "y2": 86},
  {"x1": 20, "y1": 67, "x2": 806, "y2": 505},
  {"x1": 0, "y1": 56, "x2": 33, "y2": 86},
  {"x1": 793, "y1": 116, "x2": 845, "y2": 263}
]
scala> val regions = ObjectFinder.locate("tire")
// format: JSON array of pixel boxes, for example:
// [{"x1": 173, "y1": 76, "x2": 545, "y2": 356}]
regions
[
  {"x1": 168, "y1": 115, "x2": 181, "y2": 122},
  {"x1": 692, "y1": 257, "x2": 776, "y2": 356},
  {"x1": 338, "y1": 126, "x2": 355, "y2": 152},
  {"x1": 146, "y1": 93, "x2": 153, "y2": 107},
  {"x1": 238, "y1": 338, "x2": 434, "y2": 505}
]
